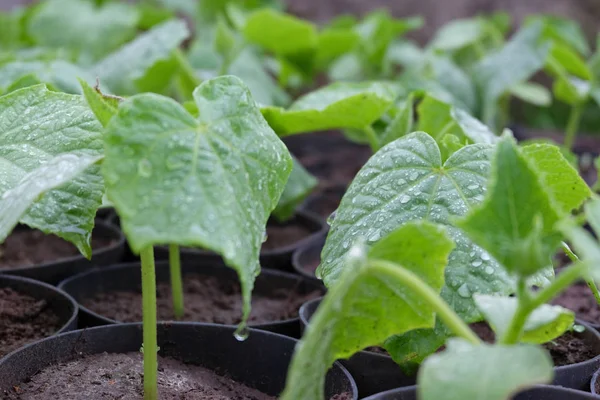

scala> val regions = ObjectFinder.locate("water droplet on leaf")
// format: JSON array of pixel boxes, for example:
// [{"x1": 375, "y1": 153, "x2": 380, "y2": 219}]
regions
[
  {"x1": 457, "y1": 283, "x2": 470, "y2": 298},
  {"x1": 137, "y1": 159, "x2": 153, "y2": 177},
  {"x1": 400, "y1": 195, "x2": 410, "y2": 204},
  {"x1": 327, "y1": 210, "x2": 337, "y2": 225}
]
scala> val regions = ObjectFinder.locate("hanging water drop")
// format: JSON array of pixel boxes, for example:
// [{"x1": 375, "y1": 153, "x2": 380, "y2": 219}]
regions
[
  {"x1": 327, "y1": 210, "x2": 337, "y2": 226},
  {"x1": 234, "y1": 327, "x2": 249, "y2": 341},
  {"x1": 262, "y1": 230, "x2": 268, "y2": 243},
  {"x1": 137, "y1": 159, "x2": 153, "y2": 177}
]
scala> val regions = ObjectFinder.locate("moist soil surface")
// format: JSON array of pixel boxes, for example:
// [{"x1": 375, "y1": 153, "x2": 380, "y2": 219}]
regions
[
  {"x1": 0, "y1": 229, "x2": 114, "y2": 270},
  {"x1": 83, "y1": 274, "x2": 322, "y2": 324},
  {"x1": 0, "y1": 287, "x2": 62, "y2": 358},
  {"x1": 2, "y1": 352, "x2": 352, "y2": 400},
  {"x1": 552, "y1": 281, "x2": 600, "y2": 326},
  {"x1": 262, "y1": 223, "x2": 314, "y2": 251},
  {"x1": 470, "y1": 322, "x2": 597, "y2": 366}
]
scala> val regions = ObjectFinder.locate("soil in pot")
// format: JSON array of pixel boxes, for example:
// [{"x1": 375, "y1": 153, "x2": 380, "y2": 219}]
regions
[
  {"x1": 470, "y1": 322, "x2": 597, "y2": 366},
  {"x1": 0, "y1": 228, "x2": 114, "y2": 270},
  {"x1": 552, "y1": 281, "x2": 600, "y2": 328},
  {"x1": 263, "y1": 221, "x2": 314, "y2": 251},
  {"x1": 82, "y1": 273, "x2": 322, "y2": 325},
  {"x1": 0, "y1": 287, "x2": 62, "y2": 358}
]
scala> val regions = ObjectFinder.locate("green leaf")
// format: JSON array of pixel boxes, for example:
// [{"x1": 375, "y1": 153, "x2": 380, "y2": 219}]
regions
[
  {"x1": 419, "y1": 339, "x2": 553, "y2": 400},
  {"x1": 429, "y1": 18, "x2": 485, "y2": 51},
  {"x1": 474, "y1": 23, "x2": 550, "y2": 127},
  {"x1": 79, "y1": 78, "x2": 120, "y2": 128},
  {"x1": 273, "y1": 157, "x2": 317, "y2": 221},
  {"x1": 28, "y1": 0, "x2": 139, "y2": 62},
  {"x1": 549, "y1": 43, "x2": 592, "y2": 80},
  {"x1": 457, "y1": 136, "x2": 562, "y2": 277},
  {"x1": 3, "y1": 73, "x2": 44, "y2": 95},
  {"x1": 378, "y1": 94, "x2": 414, "y2": 147},
  {"x1": 561, "y1": 197, "x2": 600, "y2": 281},
  {"x1": 553, "y1": 76, "x2": 590, "y2": 105},
  {"x1": 315, "y1": 28, "x2": 359, "y2": 70},
  {"x1": 509, "y1": 82, "x2": 552, "y2": 107},
  {"x1": 529, "y1": 14, "x2": 590, "y2": 56},
  {"x1": 474, "y1": 295, "x2": 574, "y2": 343},
  {"x1": 0, "y1": 153, "x2": 102, "y2": 243},
  {"x1": 215, "y1": 16, "x2": 236, "y2": 59},
  {"x1": 243, "y1": 9, "x2": 318, "y2": 56},
  {"x1": 102, "y1": 76, "x2": 292, "y2": 326},
  {"x1": 318, "y1": 132, "x2": 514, "y2": 322},
  {"x1": 0, "y1": 9, "x2": 23, "y2": 50},
  {"x1": 281, "y1": 221, "x2": 454, "y2": 400},
  {"x1": 521, "y1": 143, "x2": 591, "y2": 214},
  {"x1": 93, "y1": 19, "x2": 189, "y2": 95},
  {"x1": 0, "y1": 60, "x2": 95, "y2": 94},
  {"x1": 0, "y1": 85, "x2": 104, "y2": 257},
  {"x1": 261, "y1": 81, "x2": 399, "y2": 136}
]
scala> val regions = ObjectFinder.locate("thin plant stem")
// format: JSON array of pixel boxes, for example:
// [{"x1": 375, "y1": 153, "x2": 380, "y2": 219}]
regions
[
  {"x1": 370, "y1": 260, "x2": 481, "y2": 345},
  {"x1": 499, "y1": 279, "x2": 529, "y2": 344},
  {"x1": 564, "y1": 102, "x2": 583, "y2": 151},
  {"x1": 561, "y1": 242, "x2": 600, "y2": 304},
  {"x1": 363, "y1": 125, "x2": 380, "y2": 153},
  {"x1": 140, "y1": 246, "x2": 158, "y2": 400},
  {"x1": 169, "y1": 244, "x2": 185, "y2": 319}
]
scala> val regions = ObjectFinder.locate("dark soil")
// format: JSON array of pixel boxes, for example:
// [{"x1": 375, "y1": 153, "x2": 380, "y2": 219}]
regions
[
  {"x1": 0, "y1": 287, "x2": 62, "y2": 358},
  {"x1": 552, "y1": 281, "x2": 600, "y2": 326},
  {"x1": 82, "y1": 274, "x2": 322, "y2": 324},
  {"x1": 2, "y1": 352, "x2": 352, "y2": 399},
  {"x1": 0, "y1": 229, "x2": 114, "y2": 270},
  {"x1": 263, "y1": 223, "x2": 314, "y2": 251},
  {"x1": 470, "y1": 322, "x2": 596, "y2": 366}
]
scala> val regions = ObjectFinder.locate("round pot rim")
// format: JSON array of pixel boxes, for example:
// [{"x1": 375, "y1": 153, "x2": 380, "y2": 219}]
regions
[
  {"x1": 0, "y1": 275, "x2": 78, "y2": 358},
  {"x1": 0, "y1": 220, "x2": 126, "y2": 275},
  {"x1": 292, "y1": 235, "x2": 325, "y2": 281},
  {"x1": 0, "y1": 321, "x2": 358, "y2": 400},
  {"x1": 59, "y1": 261, "x2": 325, "y2": 329}
]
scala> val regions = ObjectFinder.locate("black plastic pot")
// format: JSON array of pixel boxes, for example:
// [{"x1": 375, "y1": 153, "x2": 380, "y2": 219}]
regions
[
  {"x1": 0, "y1": 221, "x2": 126, "y2": 284},
  {"x1": 362, "y1": 384, "x2": 600, "y2": 400},
  {"x1": 0, "y1": 275, "x2": 77, "y2": 358},
  {"x1": 300, "y1": 184, "x2": 346, "y2": 219},
  {"x1": 153, "y1": 211, "x2": 328, "y2": 272},
  {"x1": 553, "y1": 320, "x2": 600, "y2": 390},
  {"x1": 59, "y1": 260, "x2": 325, "y2": 337},
  {"x1": 300, "y1": 297, "x2": 415, "y2": 398},
  {"x1": 0, "y1": 323, "x2": 358, "y2": 399},
  {"x1": 95, "y1": 206, "x2": 115, "y2": 221},
  {"x1": 292, "y1": 234, "x2": 325, "y2": 282}
]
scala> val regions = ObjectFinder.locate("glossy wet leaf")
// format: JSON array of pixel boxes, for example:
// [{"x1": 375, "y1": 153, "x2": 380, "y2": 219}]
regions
[
  {"x1": 0, "y1": 85, "x2": 104, "y2": 257},
  {"x1": 378, "y1": 94, "x2": 414, "y2": 147},
  {"x1": 419, "y1": 339, "x2": 553, "y2": 400},
  {"x1": 28, "y1": 0, "x2": 139, "y2": 62},
  {"x1": 474, "y1": 295, "x2": 574, "y2": 343},
  {"x1": 521, "y1": 143, "x2": 591, "y2": 214},
  {"x1": 273, "y1": 157, "x2": 317, "y2": 221},
  {"x1": 243, "y1": 9, "x2": 318, "y2": 56},
  {"x1": 457, "y1": 136, "x2": 562, "y2": 277},
  {"x1": 103, "y1": 76, "x2": 292, "y2": 325},
  {"x1": 93, "y1": 19, "x2": 189, "y2": 95},
  {"x1": 79, "y1": 79, "x2": 120, "y2": 128},
  {"x1": 319, "y1": 132, "x2": 514, "y2": 322},
  {"x1": 474, "y1": 23, "x2": 550, "y2": 127},
  {"x1": 281, "y1": 222, "x2": 454, "y2": 400},
  {"x1": 261, "y1": 81, "x2": 399, "y2": 136},
  {"x1": 0, "y1": 153, "x2": 102, "y2": 243}
]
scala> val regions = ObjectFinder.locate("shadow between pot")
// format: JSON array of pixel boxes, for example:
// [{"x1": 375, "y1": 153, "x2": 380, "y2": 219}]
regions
[
  {"x1": 0, "y1": 323, "x2": 357, "y2": 399},
  {"x1": 0, "y1": 221, "x2": 126, "y2": 284},
  {"x1": 362, "y1": 384, "x2": 600, "y2": 399},
  {"x1": 300, "y1": 297, "x2": 416, "y2": 398},
  {"x1": 292, "y1": 234, "x2": 325, "y2": 283},
  {"x1": 0, "y1": 275, "x2": 78, "y2": 360},
  {"x1": 59, "y1": 261, "x2": 325, "y2": 338}
]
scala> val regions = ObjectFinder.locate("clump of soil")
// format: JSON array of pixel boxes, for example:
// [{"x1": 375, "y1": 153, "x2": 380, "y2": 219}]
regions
[
  {"x1": 83, "y1": 274, "x2": 322, "y2": 324},
  {"x1": 263, "y1": 223, "x2": 314, "y2": 251},
  {"x1": 0, "y1": 229, "x2": 114, "y2": 270},
  {"x1": 552, "y1": 281, "x2": 600, "y2": 325},
  {"x1": 0, "y1": 287, "x2": 62, "y2": 357},
  {"x1": 469, "y1": 322, "x2": 597, "y2": 366},
  {"x1": 3, "y1": 352, "x2": 352, "y2": 399}
]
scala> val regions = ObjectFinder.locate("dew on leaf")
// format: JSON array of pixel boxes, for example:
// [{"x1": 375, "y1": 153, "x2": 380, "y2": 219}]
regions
[
  {"x1": 137, "y1": 159, "x2": 153, "y2": 177},
  {"x1": 400, "y1": 195, "x2": 410, "y2": 204},
  {"x1": 472, "y1": 259, "x2": 482, "y2": 267},
  {"x1": 457, "y1": 283, "x2": 470, "y2": 298}
]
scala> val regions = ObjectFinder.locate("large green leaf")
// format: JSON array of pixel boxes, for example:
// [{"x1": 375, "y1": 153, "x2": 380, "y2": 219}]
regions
[
  {"x1": 0, "y1": 153, "x2": 102, "y2": 242},
  {"x1": 419, "y1": 339, "x2": 553, "y2": 400},
  {"x1": 243, "y1": 9, "x2": 317, "y2": 56},
  {"x1": 474, "y1": 295, "x2": 574, "y2": 344},
  {"x1": 0, "y1": 85, "x2": 104, "y2": 257},
  {"x1": 474, "y1": 23, "x2": 550, "y2": 127},
  {"x1": 273, "y1": 157, "x2": 317, "y2": 221},
  {"x1": 93, "y1": 19, "x2": 189, "y2": 95},
  {"x1": 281, "y1": 222, "x2": 454, "y2": 400},
  {"x1": 457, "y1": 136, "x2": 562, "y2": 277},
  {"x1": 318, "y1": 132, "x2": 514, "y2": 321},
  {"x1": 102, "y1": 76, "x2": 292, "y2": 325},
  {"x1": 261, "y1": 81, "x2": 399, "y2": 136},
  {"x1": 28, "y1": 0, "x2": 139, "y2": 63}
]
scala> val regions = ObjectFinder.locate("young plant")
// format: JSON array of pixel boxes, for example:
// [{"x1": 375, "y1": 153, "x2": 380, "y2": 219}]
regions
[{"x1": 281, "y1": 134, "x2": 594, "y2": 400}]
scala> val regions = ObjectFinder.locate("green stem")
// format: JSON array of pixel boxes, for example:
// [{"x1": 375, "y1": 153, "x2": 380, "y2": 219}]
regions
[
  {"x1": 363, "y1": 125, "x2": 380, "y2": 153},
  {"x1": 438, "y1": 120, "x2": 457, "y2": 138},
  {"x1": 140, "y1": 246, "x2": 158, "y2": 400},
  {"x1": 173, "y1": 48, "x2": 201, "y2": 88},
  {"x1": 562, "y1": 242, "x2": 600, "y2": 304},
  {"x1": 499, "y1": 279, "x2": 530, "y2": 344},
  {"x1": 564, "y1": 102, "x2": 583, "y2": 151},
  {"x1": 370, "y1": 260, "x2": 481, "y2": 345},
  {"x1": 169, "y1": 244, "x2": 185, "y2": 319}
]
